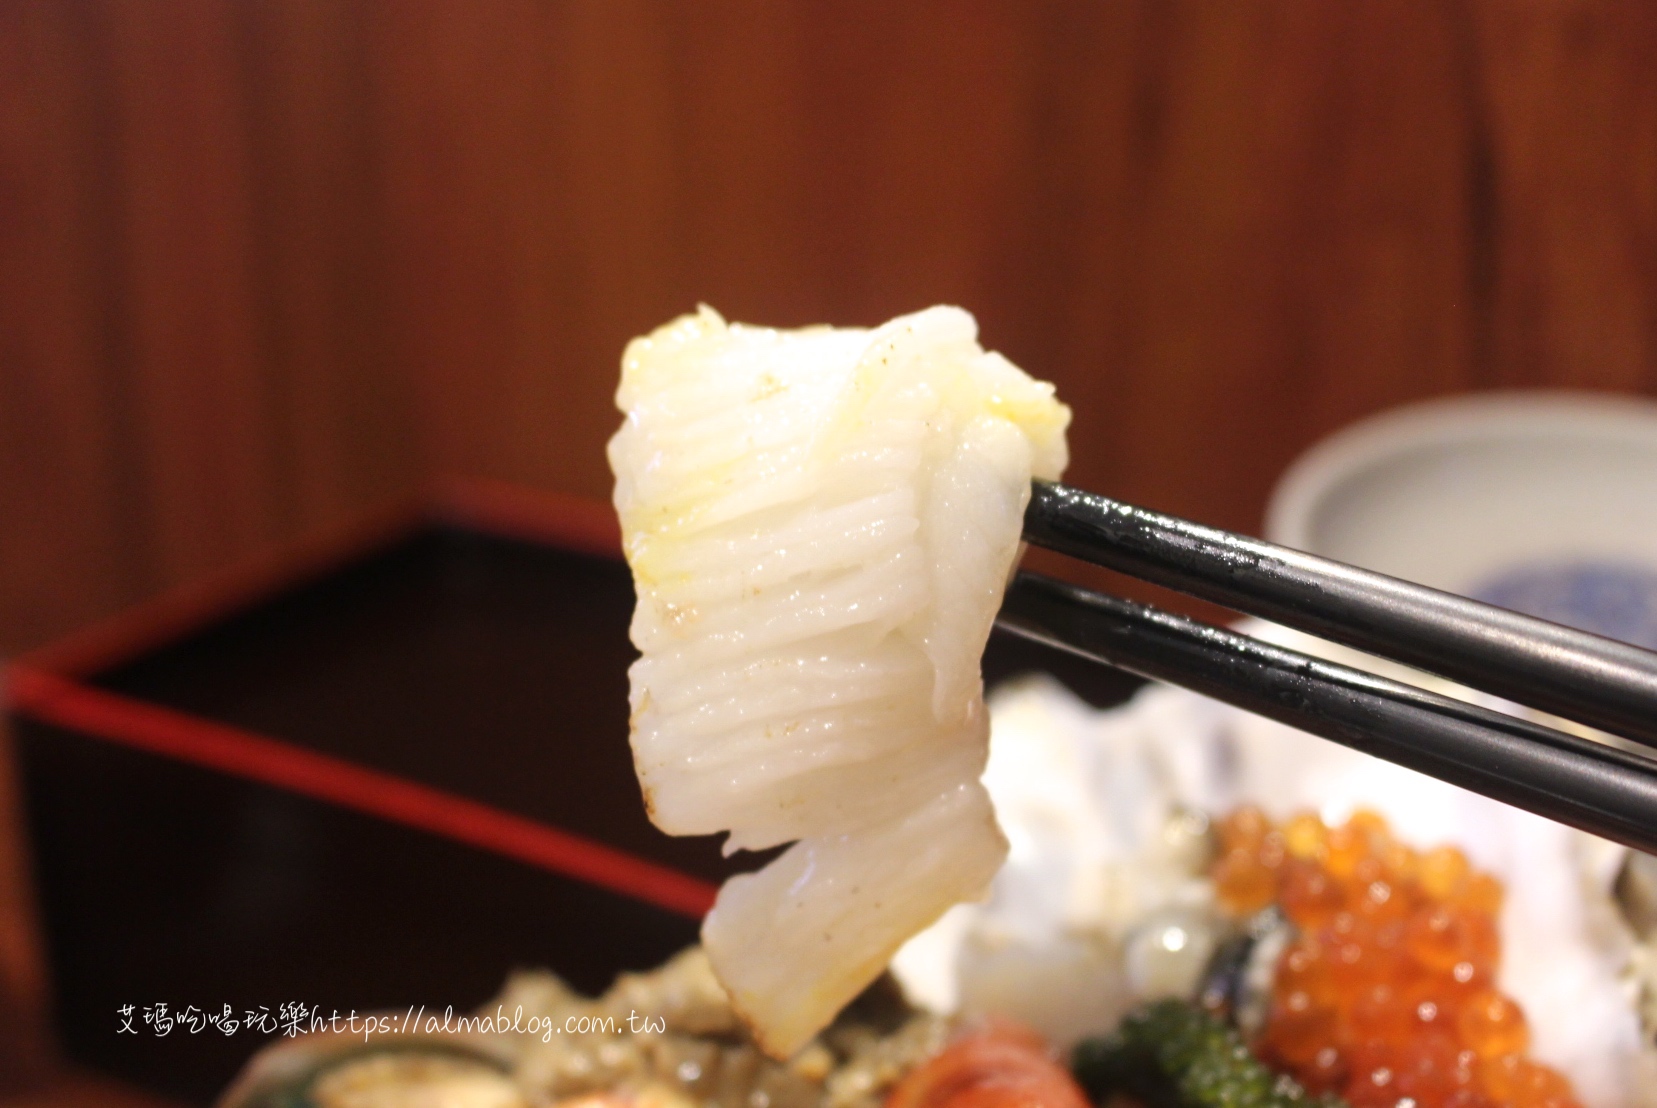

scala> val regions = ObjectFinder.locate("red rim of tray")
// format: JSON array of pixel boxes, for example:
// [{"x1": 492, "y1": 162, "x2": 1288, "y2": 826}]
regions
[{"x1": 4, "y1": 478, "x2": 715, "y2": 921}]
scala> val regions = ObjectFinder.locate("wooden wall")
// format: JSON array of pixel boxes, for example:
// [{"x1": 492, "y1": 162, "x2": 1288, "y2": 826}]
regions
[
  {"x1": 5, "y1": 0, "x2": 1657, "y2": 658},
  {"x1": 3, "y1": 0, "x2": 1657, "y2": 1088}
]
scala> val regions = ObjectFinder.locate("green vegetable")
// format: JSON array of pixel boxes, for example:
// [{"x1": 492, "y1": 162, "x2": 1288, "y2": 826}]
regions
[{"x1": 1070, "y1": 999, "x2": 1346, "y2": 1108}]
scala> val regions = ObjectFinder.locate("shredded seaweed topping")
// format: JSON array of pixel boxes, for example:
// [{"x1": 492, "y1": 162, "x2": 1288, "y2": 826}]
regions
[{"x1": 1071, "y1": 999, "x2": 1347, "y2": 1108}]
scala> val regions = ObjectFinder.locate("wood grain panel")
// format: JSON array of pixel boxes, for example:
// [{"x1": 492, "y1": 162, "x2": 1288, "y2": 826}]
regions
[
  {"x1": 2, "y1": 0, "x2": 1656, "y2": 1078},
  {"x1": 7, "y1": 0, "x2": 1654, "y2": 656},
  {"x1": 233, "y1": 0, "x2": 418, "y2": 528},
  {"x1": 1473, "y1": 0, "x2": 1657, "y2": 391},
  {"x1": 0, "y1": 1, "x2": 147, "y2": 657},
  {"x1": 0, "y1": 0, "x2": 425, "y2": 660},
  {"x1": 96, "y1": 0, "x2": 280, "y2": 578}
]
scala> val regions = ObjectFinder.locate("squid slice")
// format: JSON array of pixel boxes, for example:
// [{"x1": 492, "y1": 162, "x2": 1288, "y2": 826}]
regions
[{"x1": 608, "y1": 305, "x2": 1070, "y2": 1057}]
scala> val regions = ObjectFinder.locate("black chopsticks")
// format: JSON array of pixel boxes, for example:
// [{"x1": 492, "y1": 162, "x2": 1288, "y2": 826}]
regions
[
  {"x1": 1002, "y1": 481, "x2": 1657, "y2": 855},
  {"x1": 1023, "y1": 480, "x2": 1657, "y2": 749}
]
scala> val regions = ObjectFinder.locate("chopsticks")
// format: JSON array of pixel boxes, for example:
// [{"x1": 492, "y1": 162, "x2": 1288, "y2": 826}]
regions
[
  {"x1": 1022, "y1": 480, "x2": 1657, "y2": 750},
  {"x1": 1000, "y1": 482, "x2": 1657, "y2": 855},
  {"x1": 997, "y1": 573, "x2": 1657, "y2": 854}
]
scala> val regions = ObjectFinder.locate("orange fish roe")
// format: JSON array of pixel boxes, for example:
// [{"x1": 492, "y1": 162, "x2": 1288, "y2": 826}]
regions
[{"x1": 1213, "y1": 806, "x2": 1580, "y2": 1108}]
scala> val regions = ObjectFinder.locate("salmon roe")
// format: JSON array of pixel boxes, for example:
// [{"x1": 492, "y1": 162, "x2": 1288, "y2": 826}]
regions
[{"x1": 1213, "y1": 807, "x2": 1580, "y2": 1108}]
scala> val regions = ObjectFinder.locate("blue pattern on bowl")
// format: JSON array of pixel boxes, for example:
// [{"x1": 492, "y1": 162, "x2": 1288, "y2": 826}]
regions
[{"x1": 1472, "y1": 561, "x2": 1657, "y2": 650}]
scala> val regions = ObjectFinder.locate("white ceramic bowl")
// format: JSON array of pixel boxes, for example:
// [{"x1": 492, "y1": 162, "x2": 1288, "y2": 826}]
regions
[{"x1": 1264, "y1": 391, "x2": 1657, "y2": 649}]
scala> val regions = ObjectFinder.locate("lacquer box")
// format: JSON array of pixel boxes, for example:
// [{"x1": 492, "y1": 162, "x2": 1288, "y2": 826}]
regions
[{"x1": 5, "y1": 481, "x2": 1133, "y2": 1103}]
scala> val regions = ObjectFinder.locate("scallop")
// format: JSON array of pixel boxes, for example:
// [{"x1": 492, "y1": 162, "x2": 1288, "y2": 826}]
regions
[{"x1": 609, "y1": 305, "x2": 1070, "y2": 1057}]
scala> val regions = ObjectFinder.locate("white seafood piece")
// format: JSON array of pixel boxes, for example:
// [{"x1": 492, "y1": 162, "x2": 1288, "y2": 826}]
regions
[
  {"x1": 892, "y1": 674, "x2": 1224, "y2": 1048},
  {"x1": 704, "y1": 781, "x2": 1006, "y2": 1055},
  {"x1": 609, "y1": 305, "x2": 1070, "y2": 1057},
  {"x1": 895, "y1": 645, "x2": 1647, "y2": 1104}
]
